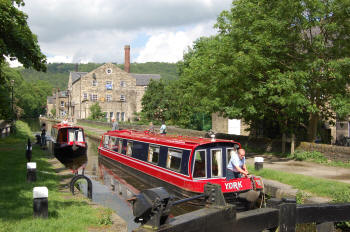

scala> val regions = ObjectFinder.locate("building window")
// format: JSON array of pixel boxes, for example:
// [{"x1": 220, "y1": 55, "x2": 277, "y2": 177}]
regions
[
  {"x1": 109, "y1": 112, "x2": 114, "y2": 119},
  {"x1": 120, "y1": 81, "x2": 126, "y2": 87},
  {"x1": 83, "y1": 93, "x2": 87, "y2": 101},
  {"x1": 106, "y1": 68, "x2": 112, "y2": 74},
  {"x1": 106, "y1": 81, "x2": 112, "y2": 90},
  {"x1": 121, "y1": 112, "x2": 125, "y2": 121},
  {"x1": 106, "y1": 94, "x2": 112, "y2": 102},
  {"x1": 92, "y1": 94, "x2": 98, "y2": 102},
  {"x1": 166, "y1": 149, "x2": 182, "y2": 171},
  {"x1": 92, "y1": 79, "x2": 97, "y2": 87},
  {"x1": 60, "y1": 101, "x2": 64, "y2": 107},
  {"x1": 116, "y1": 112, "x2": 120, "y2": 121},
  {"x1": 120, "y1": 95, "x2": 125, "y2": 102}
]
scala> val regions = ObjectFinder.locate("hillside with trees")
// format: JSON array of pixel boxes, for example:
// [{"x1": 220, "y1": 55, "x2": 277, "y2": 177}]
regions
[{"x1": 17, "y1": 62, "x2": 179, "y2": 90}]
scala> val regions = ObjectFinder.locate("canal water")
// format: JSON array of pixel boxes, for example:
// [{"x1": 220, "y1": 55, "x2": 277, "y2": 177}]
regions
[{"x1": 28, "y1": 118, "x2": 197, "y2": 231}]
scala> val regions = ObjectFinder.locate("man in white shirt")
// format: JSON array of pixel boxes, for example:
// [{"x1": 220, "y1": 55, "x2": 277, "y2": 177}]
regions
[{"x1": 226, "y1": 148, "x2": 248, "y2": 180}]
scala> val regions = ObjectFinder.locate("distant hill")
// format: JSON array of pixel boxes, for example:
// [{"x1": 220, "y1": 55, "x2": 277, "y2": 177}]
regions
[{"x1": 17, "y1": 62, "x2": 179, "y2": 90}]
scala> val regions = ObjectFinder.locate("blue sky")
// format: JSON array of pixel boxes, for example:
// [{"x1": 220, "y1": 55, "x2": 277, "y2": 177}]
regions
[{"x1": 11, "y1": 0, "x2": 232, "y2": 66}]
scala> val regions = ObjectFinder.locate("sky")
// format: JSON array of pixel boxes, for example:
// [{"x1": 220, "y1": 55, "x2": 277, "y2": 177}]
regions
[{"x1": 11, "y1": 0, "x2": 232, "y2": 66}]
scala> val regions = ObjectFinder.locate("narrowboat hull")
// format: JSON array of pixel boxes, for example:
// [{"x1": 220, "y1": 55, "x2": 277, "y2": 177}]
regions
[
  {"x1": 99, "y1": 154, "x2": 262, "y2": 211},
  {"x1": 53, "y1": 142, "x2": 87, "y2": 159}
]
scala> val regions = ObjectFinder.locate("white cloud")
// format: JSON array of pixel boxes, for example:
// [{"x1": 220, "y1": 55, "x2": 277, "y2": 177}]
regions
[
  {"x1": 18, "y1": 0, "x2": 232, "y2": 64},
  {"x1": 136, "y1": 22, "x2": 218, "y2": 63}
]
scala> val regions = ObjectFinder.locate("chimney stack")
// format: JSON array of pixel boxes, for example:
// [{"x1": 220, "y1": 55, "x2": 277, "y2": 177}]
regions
[{"x1": 124, "y1": 45, "x2": 130, "y2": 73}]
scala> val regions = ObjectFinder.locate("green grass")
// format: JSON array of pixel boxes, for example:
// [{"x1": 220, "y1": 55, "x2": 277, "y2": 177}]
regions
[
  {"x1": 0, "y1": 121, "x2": 112, "y2": 232},
  {"x1": 248, "y1": 164, "x2": 350, "y2": 202},
  {"x1": 78, "y1": 122, "x2": 110, "y2": 131},
  {"x1": 288, "y1": 150, "x2": 350, "y2": 168}
]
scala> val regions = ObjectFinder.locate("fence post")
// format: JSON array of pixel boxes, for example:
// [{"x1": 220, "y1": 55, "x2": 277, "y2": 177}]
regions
[
  {"x1": 279, "y1": 203, "x2": 296, "y2": 232},
  {"x1": 290, "y1": 134, "x2": 295, "y2": 155}
]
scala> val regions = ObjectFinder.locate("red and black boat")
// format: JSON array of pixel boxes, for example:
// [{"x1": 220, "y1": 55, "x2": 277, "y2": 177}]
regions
[
  {"x1": 98, "y1": 130, "x2": 264, "y2": 210},
  {"x1": 49, "y1": 123, "x2": 87, "y2": 160}
]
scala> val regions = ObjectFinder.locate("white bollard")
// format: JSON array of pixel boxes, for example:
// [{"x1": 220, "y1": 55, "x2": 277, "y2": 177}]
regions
[
  {"x1": 27, "y1": 162, "x2": 37, "y2": 182},
  {"x1": 33, "y1": 187, "x2": 48, "y2": 218},
  {"x1": 254, "y1": 157, "x2": 264, "y2": 170}
]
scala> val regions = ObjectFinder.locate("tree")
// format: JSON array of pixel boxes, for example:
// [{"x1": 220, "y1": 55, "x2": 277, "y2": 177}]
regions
[
  {"x1": 89, "y1": 103, "x2": 104, "y2": 120},
  {"x1": 0, "y1": 0, "x2": 46, "y2": 77},
  {"x1": 181, "y1": 0, "x2": 350, "y2": 141}
]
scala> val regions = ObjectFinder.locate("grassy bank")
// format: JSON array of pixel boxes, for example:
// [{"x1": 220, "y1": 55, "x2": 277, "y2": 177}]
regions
[
  {"x1": 248, "y1": 164, "x2": 350, "y2": 202},
  {"x1": 0, "y1": 121, "x2": 113, "y2": 232}
]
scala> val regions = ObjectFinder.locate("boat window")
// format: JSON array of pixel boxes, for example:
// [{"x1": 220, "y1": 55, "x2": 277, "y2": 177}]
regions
[
  {"x1": 76, "y1": 130, "x2": 84, "y2": 142},
  {"x1": 103, "y1": 135, "x2": 109, "y2": 148},
  {"x1": 68, "y1": 130, "x2": 75, "y2": 142},
  {"x1": 226, "y1": 148, "x2": 238, "y2": 166},
  {"x1": 166, "y1": 149, "x2": 182, "y2": 171},
  {"x1": 148, "y1": 146, "x2": 160, "y2": 164},
  {"x1": 211, "y1": 149, "x2": 223, "y2": 177},
  {"x1": 118, "y1": 139, "x2": 123, "y2": 153},
  {"x1": 58, "y1": 128, "x2": 68, "y2": 143},
  {"x1": 193, "y1": 150, "x2": 206, "y2": 178},
  {"x1": 126, "y1": 141, "x2": 133, "y2": 156},
  {"x1": 110, "y1": 137, "x2": 119, "y2": 152}
]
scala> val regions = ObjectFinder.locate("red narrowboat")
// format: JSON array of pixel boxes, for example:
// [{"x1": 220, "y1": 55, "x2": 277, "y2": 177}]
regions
[
  {"x1": 49, "y1": 123, "x2": 87, "y2": 159},
  {"x1": 98, "y1": 130, "x2": 264, "y2": 210}
]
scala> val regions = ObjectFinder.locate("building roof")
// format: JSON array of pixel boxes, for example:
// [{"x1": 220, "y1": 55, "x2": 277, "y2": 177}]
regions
[
  {"x1": 47, "y1": 96, "x2": 55, "y2": 104},
  {"x1": 71, "y1": 72, "x2": 88, "y2": 84},
  {"x1": 131, "y1": 74, "x2": 161, "y2": 86}
]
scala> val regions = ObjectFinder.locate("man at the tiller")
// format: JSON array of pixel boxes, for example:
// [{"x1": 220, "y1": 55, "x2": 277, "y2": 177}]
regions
[{"x1": 226, "y1": 148, "x2": 249, "y2": 180}]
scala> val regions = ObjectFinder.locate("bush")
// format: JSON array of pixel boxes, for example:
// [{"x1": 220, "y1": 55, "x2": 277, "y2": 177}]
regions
[
  {"x1": 13, "y1": 120, "x2": 32, "y2": 139},
  {"x1": 292, "y1": 151, "x2": 327, "y2": 162}
]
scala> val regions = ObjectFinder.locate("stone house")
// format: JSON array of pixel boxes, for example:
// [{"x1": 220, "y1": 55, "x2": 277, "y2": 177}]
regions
[
  {"x1": 46, "y1": 90, "x2": 69, "y2": 118},
  {"x1": 67, "y1": 45, "x2": 161, "y2": 122},
  {"x1": 211, "y1": 113, "x2": 250, "y2": 136}
]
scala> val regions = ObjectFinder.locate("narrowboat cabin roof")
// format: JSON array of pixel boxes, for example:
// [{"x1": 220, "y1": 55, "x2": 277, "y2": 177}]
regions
[
  {"x1": 52, "y1": 123, "x2": 84, "y2": 130},
  {"x1": 104, "y1": 130, "x2": 240, "y2": 150}
]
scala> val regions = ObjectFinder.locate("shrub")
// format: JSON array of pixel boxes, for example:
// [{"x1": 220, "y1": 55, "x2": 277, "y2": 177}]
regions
[{"x1": 292, "y1": 151, "x2": 327, "y2": 162}]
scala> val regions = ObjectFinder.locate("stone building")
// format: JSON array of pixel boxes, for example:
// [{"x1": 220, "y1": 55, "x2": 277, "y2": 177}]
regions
[
  {"x1": 67, "y1": 45, "x2": 161, "y2": 121},
  {"x1": 46, "y1": 90, "x2": 69, "y2": 118},
  {"x1": 211, "y1": 113, "x2": 250, "y2": 136}
]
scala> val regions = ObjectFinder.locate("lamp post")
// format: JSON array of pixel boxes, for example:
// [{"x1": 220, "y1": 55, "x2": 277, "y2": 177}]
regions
[{"x1": 10, "y1": 80, "x2": 14, "y2": 121}]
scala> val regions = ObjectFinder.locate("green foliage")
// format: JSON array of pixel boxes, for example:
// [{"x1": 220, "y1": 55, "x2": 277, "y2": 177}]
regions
[
  {"x1": 98, "y1": 210, "x2": 113, "y2": 225},
  {"x1": 0, "y1": 64, "x2": 52, "y2": 119},
  {"x1": 89, "y1": 103, "x2": 104, "y2": 120},
  {"x1": 50, "y1": 108, "x2": 56, "y2": 117},
  {"x1": 13, "y1": 120, "x2": 32, "y2": 139},
  {"x1": 291, "y1": 151, "x2": 327, "y2": 162},
  {"x1": 177, "y1": 0, "x2": 350, "y2": 140},
  {"x1": 0, "y1": 0, "x2": 46, "y2": 72},
  {"x1": 296, "y1": 190, "x2": 311, "y2": 204}
]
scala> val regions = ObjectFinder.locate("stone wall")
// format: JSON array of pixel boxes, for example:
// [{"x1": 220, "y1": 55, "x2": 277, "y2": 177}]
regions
[{"x1": 297, "y1": 142, "x2": 350, "y2": 162}]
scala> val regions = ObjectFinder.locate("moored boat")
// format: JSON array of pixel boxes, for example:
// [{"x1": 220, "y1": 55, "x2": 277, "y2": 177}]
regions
[
  {"x1": 49, "y1": 123, "x2": 87, "y2": 159},
  {"x1": 98, "y1": 130, "x2": 264, "y2": 210}
]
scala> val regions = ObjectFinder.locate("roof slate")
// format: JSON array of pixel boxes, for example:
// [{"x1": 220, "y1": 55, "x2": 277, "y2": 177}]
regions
[
  {"x1": 131, "y1": 74, "x2": 161, "y2": 86},
  {"x1": 71, "y1": 72, "x2": 88, "y2": 84}
]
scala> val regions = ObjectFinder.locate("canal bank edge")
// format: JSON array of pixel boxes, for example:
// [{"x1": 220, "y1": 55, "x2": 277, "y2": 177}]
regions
[
  {"x1": 40, "y1": 118, "x2": 127, "y2": 231},
  {"x1": 41, "y1": 117, "x2": 331, "y2": 205}
]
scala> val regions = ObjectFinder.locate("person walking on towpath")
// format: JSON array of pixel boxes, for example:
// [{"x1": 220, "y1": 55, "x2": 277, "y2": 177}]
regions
[
  {"x1": 159, "y1": 122, "x2": 167, "y2": 134},
  {"x1": 226, "y1": 148, "x2": 249, "y2": 180},
  {"x1": 112, "y1": 118, "x2": 119, "y2": 131}
]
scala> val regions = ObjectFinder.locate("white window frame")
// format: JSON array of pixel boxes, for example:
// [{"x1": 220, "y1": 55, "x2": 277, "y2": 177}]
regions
[
  {"x1": 106, "y1": 81, "x2": 113, "y2": 90},
  {"x1": 148, "y1": 145, "x2": 160, "y2": 164},
  {"x1": 166, "y1": 149, "x2": 183, "y2": 171},
  {"x1": 192, "y1": 149, "x2": 207, "y2": 179},
  {"x1": 121, "y1": 112, "x2": 125, "y2": 121},
  {"x1": 120, "y1": 95, "x2": 126, "y2": 102},
  {"x1": 210, "y1": 148, "x2": 223, "y2": 178},
  {"x1": 120, "y1": 81, "x2": 126, "y2": 87},
  {"x1": 106, "y1": 94, "x2": 112, "y2": 102},
  {"x1": 92, "y1": 94, "x2": 98, "y2": 102},
  {"x1": 226, "y1": 147, "x2": 238, "y2": 167},
  {"x1": 83, "y1": 93, "x2": 88, "y2": 101}
]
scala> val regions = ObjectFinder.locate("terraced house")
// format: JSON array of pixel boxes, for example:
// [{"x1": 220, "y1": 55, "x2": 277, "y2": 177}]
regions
[{"x1": 48, "y1": 45, "x2": 161, "y2": 122}]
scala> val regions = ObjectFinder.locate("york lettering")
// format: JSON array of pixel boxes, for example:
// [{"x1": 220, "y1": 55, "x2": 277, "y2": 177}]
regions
[{"x1": 225, "y1": 181, "x2": 242, "y2": 190}]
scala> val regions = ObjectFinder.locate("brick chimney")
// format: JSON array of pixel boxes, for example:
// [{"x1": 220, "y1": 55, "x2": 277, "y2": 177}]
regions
[{"x1": 124, "y1": 45, "x2": 130, "y2": 73}]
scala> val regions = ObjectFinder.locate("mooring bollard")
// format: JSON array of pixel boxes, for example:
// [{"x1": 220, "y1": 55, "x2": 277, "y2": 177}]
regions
[
  {"x1": 27, "y1": 162, "x2": 37, "y2": 182},
  {"x1": 26, "y1": 138, "x2": 32, "y2": 162},
  {"x1": 254, "y1": 157, "x2": 264, "y2": 170},
  {"x1": 33, "y1": 187, "x2": 48, "y2": 218}
]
